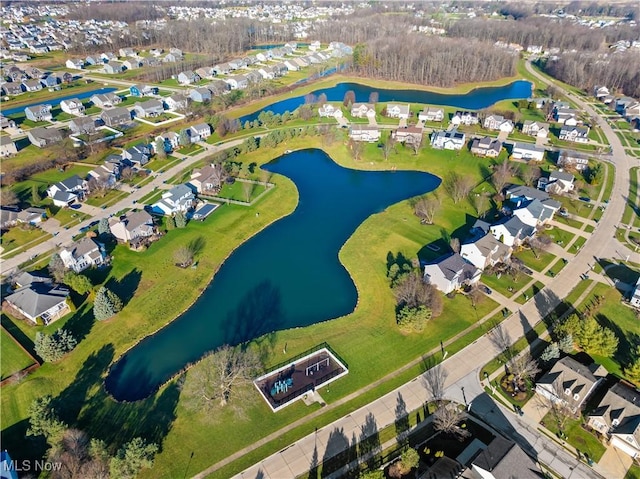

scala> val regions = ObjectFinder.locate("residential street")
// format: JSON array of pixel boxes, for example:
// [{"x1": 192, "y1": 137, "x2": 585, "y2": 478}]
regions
[{"x1": 219, "y1": 62, "x2": 636, "y2": 479}]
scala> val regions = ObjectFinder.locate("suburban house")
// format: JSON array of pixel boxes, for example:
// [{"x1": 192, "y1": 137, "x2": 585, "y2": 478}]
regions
[
  {"x1": 630, "y1": 277, "x2": 640, "y2": 309},
  {"x1": 150, "y1": 184, "x2": 195, "y2": 216},
  {"x1": 483, "y1": 115, "x2": 514, "y2": 132},
  {"x1": 164, "y1": 94, "x2": 189, "y2": 111},
  {"x1": 430, "y1": 129, "x2": 465, "y2": 150},
  {"x1": 418, "y1": 107, "x2": 444, "y2": 122},
  {"x1": 349, "y1": 125, "x2": 381, "y2": 142},
  {"x1": 0, "y1": 136, "x2": 18, "y2": 156},
  {"x1": 587, "y1": 382, "x2": 640, "y2": 460},
  {"x1": 423, "y1": 252, "x2": 481, "y2": 294},
  {"x1": 460, "y1": 233, "x2": 512, "y2": 271},
  {"x1": 188, "y1": 165, "x2": 224, "y2": 193},
  {"x1": 90, "y1": 92, "x2": 122, "y2": 108},
  {"x1": 0, "y1": 207, "x2": 19, "y2": 229},
  {"x1": 21, "y1": 79, "x2": 43, "y2": 92},
  {"x1": 122, "y1": 144, "x2": 151, "y2": 166},
  {"x1": 40, "y1": 75, "x2": 59, "y2": 88},
  {"x1": 522, "y1": 120, "x2": 550, "y2": 138},
  {"x1": 470, "y1": 137, "x2": 502, "y2": 157},
  {"x1": 450, "y1": 111, "x2": 478, "y2": 126},
  {"x1": 318, "y1": 104, "x2": 343, "y2": 119},
  {"x1": 129, "y1": 84, "x2": 158, "y2": 97},
  {"x1": 2, "y1": 83, "x2": 24, "y2": 96},
  {"x1": 69, "y1": 117, "x2": 97, "y2": 135},
  {"x1": 510, "y1": 142, "x2": 545, "y2": 162},
  {"x1": 100, "y1": 107, "x2": 131, "y2": 127},
  {"x1": 65, "y1": 58, "x2": 84, "y2": 69},
  {"x1": 16, "y1": 207, "x2": 46, "y2": 226},
  {"x1": 195, "y1": 67, "x2": 214, "y2": 80},
  {"x1": 470, "y1": 436, "x2": 543, "y2": 479},
  {"x1": 118, "y1": 48, "x2": 137, "y2": 57},
  {"x1": 190, "y1": 87, "x2": 212, "y2": 103},
  {"x1": 506, "y1": 185, "x2": 561, "y2": 225},
  {"x1": 350, "y1": 103, "x2": 376, "y2": 119},
  {"x1": 59, "y1": 237, "x2": 104, "y2": 273},
  {"x1": 615, "y1": 97, "x2": 636, "y2": 114},
  {"x1": 555, "y1": 109, "x2": 579, "y2": 125},
  {"x1": 224, "y1": 75, "x2": 248, "y2": 90},
  {"x1": 100, "y1": 52, "x2": 117, "y2": 62},
  {"x1": 188, "y1": 123, "x2": 212, "y2": 142},
  {"x1": 385, "y1": 103, "x2": 410, "y2": 119},
  {"x1": 25, "y1": 104, "x2": 53, "y2": 122},
  {"x1": 535, "y1": 357, "x2": 606, "y2": 414},
  {"x1": 489, "y1": 216, "x2": 535, "y2": 247},
  {"x1": 156, "y1": 132, "x2": 180, "y2": 151},
  {"x1": 5, "y1": 281, "x2": 70, "y2": 325},
  {"x1": 559, "y1": 126, "x2": 590, "y2": 143},
  {"x1": 87, "y1": 163, "x2": 119, "y2": 188},
  {"x1": 60, "y1": 98, "x2": 85, "y2": 116},
  {"x1": 623, "y1": 102, "x2": 640, "y2": 120},
  {"x1": 109, "y1": 210, "x2": 156, "y2": 244},
  {"x1": 47, "y1": 175, "x2": 87, "y2": 207},
  {"x1": 123, "y1": 59, "x2": 141, "y2": 70},
  {"x1": 538, "y1": 170, "x2": 575, "y2": 195},
  {"x1": 392, "y1": 126, "x2": 423, "y2": 145},
  {"x1": 213, "y1": 63, "x2": 231, "y2": 75},
  {"x1": 557, "y1": 152, "x2": 589, "y2": 172},
  {"x1": 177, "y1": 70, "x2": 201, "y2": 85},
  {"x1": 103, "y1": 61, "x2": 125, "y2": 74},
  {"x1": 594, "y1": 86, "x2": 610, "y2": 99},
  {"x1": 0, "y1": 115, "x2": 17, "y2": 130},
  {"x1": 27, "y1": 127, "x2": 63, "y2": 148},
  {"x1": 133, "y1": 99, "x2": 165, "y2": 118}
]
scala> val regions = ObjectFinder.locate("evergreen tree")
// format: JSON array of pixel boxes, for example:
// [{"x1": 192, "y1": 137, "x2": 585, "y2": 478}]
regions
[
  {"x1": 625, "y1": 355, "x2": 640, "y2": 386},
  {"x1": 48, "y1": 253, "x2": 66, "y2": 283},
  {"x1": 27, "y1": 396, "x2": 67, "y2": 446},
  {"x1": 540, "y1": 343, "x2": 560, "y2": 362},
  {"x1": 98, "y1": 217, "x2": 110, "y2": 236},
  {"x1": 63, "y1": 272, "x2": 93, "y2": 295},
  {"x1": 576, "y1": 316, "x2": 618, "y2": 357},
  {"x1": 110, "y1": 437, "x2": 158, "y2": 479},
  {"x1": 179, "y1": 129, "x2": 190, "y2": 147},
  {"x1": 396, "y1": 305, "x2": 432, "y2": 333},
  {"x1": 155, "y1": 137, "x2": 167, "y2": 160},
  {"x1": 93, "y1": 286, "x2": 123, "y2": 321},
  {"x1": 174, "y1": 211, "x2": 187, "y2": 228},
  {"x1": 31, "y1": 184, "x2": 41, "y2": 205},
  {"x1": 165, "y1": 215, "x2": 176, "y2": 230},
  {"x1": 34, "y1": 329, "x2": 77, "y2": 362},
  {"x1": 558, "y1": 334, "x2": 574, "y2": 353}
]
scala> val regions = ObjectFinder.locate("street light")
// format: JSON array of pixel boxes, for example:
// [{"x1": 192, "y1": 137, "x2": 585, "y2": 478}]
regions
[{"x1": 461, "y1": 386, "x2": 467, "y2": 406}]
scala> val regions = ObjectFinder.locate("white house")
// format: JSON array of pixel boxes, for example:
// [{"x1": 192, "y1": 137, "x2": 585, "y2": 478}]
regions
[
  {"x1": 188, "y1": 123, "x2": 212, "y2": 142},
  {"x1": 318, "y1": 104, "x2": 343, "y2": 119},
  {"x1": 385, "y1": 103, "x2": 410, "y2": 119},
  {"x1": 109, "y1": 210, "x2": 155, "y2": 243},
  {"x1": 59, "y1": 237, "x2": 104, "y2": 273},
  {"x1": 460, "y1": 233, "x2": 512, "y2": 271},
  {"x1": 60, "y1": 98, "x2": 85, "y2": 116},
  {"x1": 558, "y1": 152, "x2": 589, "y2": 171},
  {"x1": 522, "y1": 120, "x2": 550, "y2": 138},
  {"x1": 484, "y1": 114, "x2": 514, "y2": 133},
  {"x1": 450, "y1": 111, "x2": 478, "y2": 126},
  {"x1": 47, "y1": 175, "x2": 86, "y2": 207},
  {"x1": 430, "y1": 129, "x2": 465, "y2": 150},
  {"x1": 490, "y1": 216, "x2": 535, "y2": 247},
  {"x1": 511, "y1": 142, "x2": 545, "y2": 161},
  {"x1": 559, "y1": 126, "x2": 590, "y2": 143},
  {"x1": 351, "y1": 103, "x2": 376, "y2": 119},
  {"x1": 151, "y1": 184, "x2": 195, "y2": 216},
  {"x1": 418, "y1": 107, "x2": 444, "y2": 122},
  {"x1": 65, "y1": 58, "x2": 84, "y2": 70},
  {"x1": 0, "y1": 136, "x2": 18, "y2": 157},
  {"x1": 543, "y1": 170, "x2": 575, "y2": 194},
  {"x1": 188, "y1": 164, "x2": 224, "y2": 193},
  {"x1": 348, "y1": 126, "x2": 380, "y2": 142},
  {"x1": 423, "y1": 253, "x2": 481, "y2": 294}
]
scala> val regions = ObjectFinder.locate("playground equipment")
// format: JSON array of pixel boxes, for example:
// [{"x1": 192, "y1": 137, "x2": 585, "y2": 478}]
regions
[
  {"x1": 305, "y1": 357, "x2": 330, "y2": 376},
  {"x1": 271, "y1": 377, "x2": 293, "y2": 396}
]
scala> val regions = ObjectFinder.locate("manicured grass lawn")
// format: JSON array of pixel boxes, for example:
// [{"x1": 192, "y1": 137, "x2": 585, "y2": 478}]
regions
[
  {"x1": 10, "y1": 164, "x2": 93, "y2": 203},
  {"x1": 178, "y1": 143, "x2": 203, "y2": 155},
  {"x1": 621, "y1": 167, "x2": 638, "y2": 225},
  {"x1": 0, "y1": 226, "x2": 51, "y2": 255},
  {"x1": 216, "y1": 181, "x2": 267, "y2": 203},
  {"x1": 541, "y1": 413, "x2": 605, "y2": 463},
  {"x1": 625, "y1": 464, "x2": 640, "y2": 479},
  {"x1": 554, "y1": 215, "x2": 583, "y2": 230},
  {"x1": 481, "y1": 271, "x2": 531, "y2": 298},
  {"x1": 584, "y1": 224, "x2": 595, "y2": 234},
  {"x1": 513, "y1": 248, "x2": 556, "y2": 273},
  {"x1": 85, "y1": 189, "x2": 129, "y2": 208},
  {"x1": 546, "y1": 259, "x2": 567, "y2": 277},
  {"x1": 544, "y1": 226, "x2": 575, "y2": 247},
  {"x1": 53, "y1": 208, "x2": 89, "y2": 228},
  {"x1": 1, "y1": 328, "x2": 36, "y2": 380},
  {"x1": 556, "y1": 196, "x2": 595, "y2": 219},
  {"x1": 515, "y1": 281, "x2": 545, "y2": 305},
  {"x1": 601, "y1": 162, "x2": 615, "y2": 203},
  {"x1": 146, "y1": 155, "x2": 181, "y2": 172},
  {"x1": 140, "y1": 188, "x2": 164, "y2": 205}
]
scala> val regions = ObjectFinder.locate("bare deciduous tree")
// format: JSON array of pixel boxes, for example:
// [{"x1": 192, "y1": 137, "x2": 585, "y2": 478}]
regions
[
  {"x1": 182, "y1": 345, "x2": 262, "y2": 414},
  {"x1": 0, "y1": 188, "x2": 19, "y2": 206},
  {"x1": 414, "y1": 195, "x2": 440, "y2": 225},
  {"x1": 491, "y1": 161, "x2": 515, "y2": 195},
  {"x1": 242, "y1": 181, "x2": 255, "y2": 203},
  {"x1": 507, "y1": 352, "x2": 540, "y2": 384},
  {"x1": 422, "y1": 363, "x2": 447, "y2": 404},
  {"x1": 382, "y1": 135, "x2": 395, "y2": 161},
  {"x1": 433, "y1": 403, "x2": 470, "y2": 440},
  {"x1": 444, "y1": 173, "x2": 474, "y2": 204},
  {"x1": 348, "y1": 139, "x2": 364, "y2": 161},
  {"x1": 527, "y1": 233, "x2": 552, "y2": 259},
  {"x1": 519, "y1": 165, "x2": 541, "y2": 187},
  {"x1": 449, "y1": 238, "x2": 460, "y2": 254},
  {"x1": 471, "y1": 193, "x2": 490, "y2": 218},
  {"x1": 173, "y1": 246, "x2": 194, "y2": 268},
  {"x1": 393, "y1": 271, "x2": 443, "y2": 317}
]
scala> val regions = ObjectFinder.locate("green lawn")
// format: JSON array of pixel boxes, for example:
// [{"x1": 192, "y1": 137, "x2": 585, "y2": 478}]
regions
[
  {"x1": 621, "y1": 167, "x2": 638, "y2": 226},
  {"x1": 513, "y1": 248, "x2": 556, "y2": 273},
  {"x1": 215, "y1": 181, "x2": 267, "y2": 203},
  {"x1": 546, "y1": 259, "x2": 567, "y2": 277},
  {"x1": 515, "y1": 281, "x2": 545, "y2": 305},
  {"x1": 625, "y1": 464, "x2": 640, "y2": 479},
  {"x1": 0, "y1": 225, "x2": 51, "y2": 255},
  {"x1": 544, "y1": 226, "x2": 575, "y2": 248},
  {"x1": 541, "y1": 413, "x2": 606, "y2": 463},
  {"x1": 1, "y1": 328, "x2": 37, "y2": 381},
  {"x1": 569, "y1": 236, "x2": 587, "y2": 254},
  {"x1": 146, "y1": 155, "x2": 181, "y2": 173},
  {"x1": 85, "y1": 189, "x2": 129, "y2": 208},
  {"x1": 140, "y1": 188, "x2": 164, "y2": 205},
  {"x1": 481, "y1": 271, "x2": 531, "y2": 298}
]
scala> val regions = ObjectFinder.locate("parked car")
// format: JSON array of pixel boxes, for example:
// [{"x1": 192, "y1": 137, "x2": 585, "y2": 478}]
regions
[{"x1": 480, "y1": 285, "x2": 492, "y2": 295}]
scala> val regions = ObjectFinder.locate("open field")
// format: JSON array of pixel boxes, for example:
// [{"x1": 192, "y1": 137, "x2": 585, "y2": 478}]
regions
[{"x1": 1, "y1": 328, "x2": 37, "y2": 381}]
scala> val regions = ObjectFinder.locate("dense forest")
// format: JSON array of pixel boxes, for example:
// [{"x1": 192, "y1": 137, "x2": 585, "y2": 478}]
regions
[
  {"x1": 351, "y1": 35, "x2": 517, "y2": 87},
  {"x1": 542, "y1": 53, "x2": 640, "y2": 98}
]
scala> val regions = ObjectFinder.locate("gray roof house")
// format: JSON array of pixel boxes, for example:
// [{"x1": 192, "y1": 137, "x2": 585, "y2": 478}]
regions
[
  {"x1": 5, "y1": 282, "x2": 70, "y2": 325},
  {"x1": 470, "y1": 137, "x2": 502, "y2": 157},
  {"x1": 489, "y1": 215, "x2": 535, "y2": 247},
  {"x1": 24, "y1": 103, "x2": 53, "y2": 122},
  {"x1": 0, "y1": 136, "x2": 18, "y2": 156},
  {"x1": 69, "y1": 117, "x2": 96, "y2": 135},
  {"x1": 188, "y1": 123, "x2": 212, "y2": 142},
  {"x1": 430, "y1": 129, "x2": 465, "y2": 150},
  {"x1": 512, "y1": 198, "x2": 560, "y2": 228},
  {"x1": 385, "y1": 104, "x2": 411, "y2": 119},
  {"x1": 109, "y1": 210, "x2": 155, "y2": 243},
  {"x1": 132, "y1": 99, "x2": 164, "y2": 118},
  {"x1": 188, "y1": 164, "x2": 224, "y2": 193},
  {"x1": 151, "y1": 184, "x2": 195, "y2": 216},
  {"x1": 460, "y1": 233, "x2": 512, "y2": 271},
  {"x1": 47, "y1": 175, "x2": 87, "y2": 207},
  {"x1": 470, "y1": 435, "x2": 542, "y2": 479},
  {"x1": 90, "y1": 92, "x2": 122, "y2": 108},
  {"x1": 190, "y1": 87, "x2": 212, "y2": 103},
  {"x1": 122, "y1": 144, "x2": 151, "y2": 166},
  {"x1": 535, "y1": 357, "x2": 607, "y2": 414},
  {"x1": 59, "y1": 237, "x2": 104, "y2": 273},
  {"x1": 27, "y1": 127, "x2": 63, "y2": 148},
  {"x1": 587, "y1": 382, "x2": 640, "y2": 460},
  {"x1": 100, "y1": 107, "x2": 131, "y2": 127},
  {"x1": 423, "y1": 252, "x2": 481, "y2": 294},
  {"x1": 177, "y1": 70, "x2": 201, "y2": 85}
]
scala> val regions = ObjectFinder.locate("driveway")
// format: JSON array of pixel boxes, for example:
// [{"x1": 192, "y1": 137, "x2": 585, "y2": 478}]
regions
[
  {"x1": 598, "y1": 446, "x2": 633, "y2": 479},
  {"x1": 497, "y1": 131, "x2": 509, "y2": 141}
]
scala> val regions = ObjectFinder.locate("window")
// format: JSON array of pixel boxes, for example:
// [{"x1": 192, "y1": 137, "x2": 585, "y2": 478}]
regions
[
  {"x1": 565, "y1": 388, "x2": 571, "y2": 395},
  {"x1": 573, "y1": 393, "x2": 580, "y2": 401}
]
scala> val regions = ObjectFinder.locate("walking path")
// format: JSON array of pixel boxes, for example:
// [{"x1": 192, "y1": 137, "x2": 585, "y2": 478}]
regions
[{"x1": 215, "y1": 61, "x2": 634, "y2": 479}]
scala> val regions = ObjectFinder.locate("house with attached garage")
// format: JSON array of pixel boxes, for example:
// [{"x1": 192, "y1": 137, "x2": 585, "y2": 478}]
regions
[
  {"x1": 559, "y1": 125, "x2": 589, "y2": 143},
  {"x1": 40, "y1": 75, "x2": 59, "y2": 88},
  {"x1": 129, "y1": 84, "x2": 158, "y2": 97},
  {"x1": 90, "y1": 92, "x2": 121, "y2": 108},
  {"x1": 318, "y1": 104, "x2": 343, "y2": 119},
  {"x1": 69, "y1": 117, "x2": 96, "y2": 135},
  {"x1": 123, "y1": 59, "x2": 141, "y2": 70},
  {"x1": 470, "y1": 436, "x2": 543, "y2": 479},
  {"x1": 27, "y1": 127, "x2": 63, "y2": 148},
  {"x1": 423, "y1": 253, "x2": 481, "y2": 294},
  {"x1": 522, "y1": 120, "x2": 550, "y2": 138},
  {"x1": 151, "y1": 184, "x2": 195, "y2": 216},
  {"x1": 555, "y1": 109, "x2": 579, "y2": 126},
  {"x1": 385, "y1": 103, "x2": 410, "y2": 119},
  {"x1": 392, "y1": 126, "x2": 423, "y2": 145},
  {"x1": 60, "y1": 237, "x2": 105, "y2": 273},
  {"x1": 60, "y1": 98, "x2": 85, "y2": 116},
  {"x1": 483, "y1": 114, "x2": 514, "y2": 133},
  {"x1": 118, "y1": 48, "x2": 137, "y2": 58},
  {"x1": 65, "y1": 58, "x2": 84, "y2": 70},
  {"x1": 109, "y1": 210, "x2": 156, "y2": 244},
  {"x1": 100, "y1": 107, "x2": 131, "y2": 127},
  {"x1": 593, "y1": 86, "x2": 610, "y2": 99},
  {"x1": 133, "y1": 99, "x2": 165, "y2": 118},
  {"x1": 587, "y1": 382, "x2": 640, "y2": 460},
  {"x1": 177, "y1": 70, "x2": 201, "y2": 85},
  {"x1": 489, "y1": 215, "x2": 535, "y2": 247},
  {"x1": 213, "y1": 63, "x2": 231, "y2": 75},
  {"x1": 536, "y1": 357, "x2": 606, "y2": 415},
  {"x1": 430, "y1": 129, "x2": 465, "y2": 150},
  {"x1": 2, "y1": 83, "x2": 24, "y2": 96},
  {"x1": 103, "y1": 61, "x2": 125, "y2": 74},
  {"x1": 187, "y1": 123, "x2": 212, "y2": 142},
  {"x1": 21, "y1": 79, "x2": 43, "y2": 92},
  {"x1": 189, "y1": 87, "x2": 212, "y2": 103},
  {"x1": 155, "y1": 132, "x2": 180, "y2": 151},
  {"x1": 122, "y1": 144, "x2": 151, "y2": 166},
  {"x1": 624, "y1": 102, "x2": 640, "y2": 120},
  {"x1": 188, "y1": 164, "x2": 224, "y2": 193},
  {"x1": 47, "y1": 175, "x2": 87, "y2": 207},
  {"x1": 87, "y1": 162, "x2": 120, "y2": 188},
  {"x1": 460, "y1": 233, "x2": 512, "y2": 271},
  {"x1": 195, "y1": 67, "x2": 214, "y2": 80},
  {"x1": 418, "y1": 107, "x2": 444, "y2": 122},
  {"x1": 506, "y1": 184, "x2": 561, "y2": 225},
  {"x1": 224, "y1": 75, "x2": 248, "y2": 90},
  {"x1": 557, "y1": 151, "x2": 589, "y2": 171},
  {"x1": 470, "y1": 137, "x2": 502, "y2": 157},
  {"x1": 25, "y1": 104, "x2": 53, "y2": 122},
  {"x1": 5, "y1": 280, "x2": 70, "y2": 325},
  {"x1": 349, "y1": 125, "x2": 381, "y2": 143},
  {"x1": 450, "y1": 111, "x2": 478, "y2": 126},
  {"x1": 0, "y1": 136, "x2": 18, "y2": 156},
  {"x1": 510, "y1": 142, "x2": 545, "y2": 162},
  {"x1": 350, "y1": 103, "x2": 376, "y2": 119},
  {"x1": 538, "y1": 170, "x2": 575, "y2": 195}
]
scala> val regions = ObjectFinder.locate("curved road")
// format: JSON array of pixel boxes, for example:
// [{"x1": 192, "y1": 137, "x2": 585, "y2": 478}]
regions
[{"x1": 222, "y1": 63, "x2": 635, "y2": 479}]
